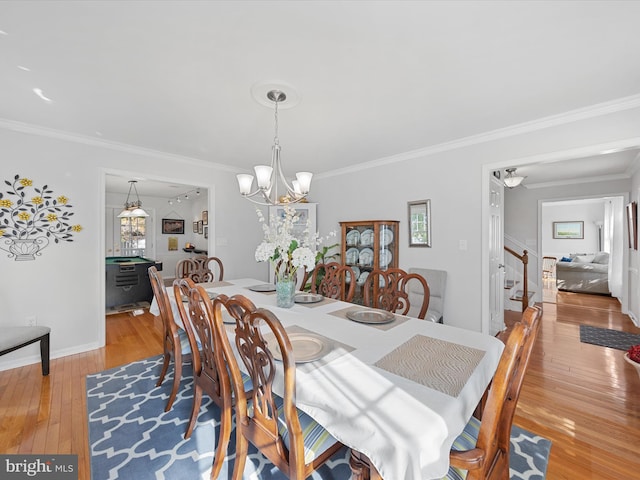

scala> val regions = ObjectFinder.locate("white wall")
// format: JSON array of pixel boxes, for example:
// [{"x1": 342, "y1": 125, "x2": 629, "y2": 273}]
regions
[
  {"x1": 314, "y1": 103, "x2": 640, "y2": 331},
  {"x1": 0, "y1": 126, "x2": 265, "y2": 371},
  {"x1": 541, "y1": 200, "x2": 605, "y2": 259}
]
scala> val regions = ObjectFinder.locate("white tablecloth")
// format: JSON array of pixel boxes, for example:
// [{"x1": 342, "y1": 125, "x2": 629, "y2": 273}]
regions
[{"x1": 150, "y1": 278, "x2": 504, "y2": 480}]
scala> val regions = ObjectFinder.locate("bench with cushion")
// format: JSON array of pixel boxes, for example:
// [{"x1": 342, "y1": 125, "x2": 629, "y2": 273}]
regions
[{"x1": 0, "y1": 326, "x2": 51, "y2": 375}]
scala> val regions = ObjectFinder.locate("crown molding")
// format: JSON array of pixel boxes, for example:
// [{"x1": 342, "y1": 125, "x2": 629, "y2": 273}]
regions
[
  {"x1": 316, "y1": 93, "x2": 640, "y2": 179},
  {"x1": 0, "y1": 118, "x2": 239, "y2": 174},
  {"x1": 2, "y1": 92, "x2": 640, "y2": 180},
  {"x1": 523, "y1": 173, "x2": 631, "y2": 190}
]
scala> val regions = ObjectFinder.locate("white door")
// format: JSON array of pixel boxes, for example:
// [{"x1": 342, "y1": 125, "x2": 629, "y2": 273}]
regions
[{"x1": 489, "y1": 174, "x2": 505, "y2": 335}]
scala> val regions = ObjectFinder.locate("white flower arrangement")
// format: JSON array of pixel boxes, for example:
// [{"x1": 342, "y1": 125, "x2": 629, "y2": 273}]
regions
[{"x1": 255, "y1": 206, "x2": 335, "y2": 281}]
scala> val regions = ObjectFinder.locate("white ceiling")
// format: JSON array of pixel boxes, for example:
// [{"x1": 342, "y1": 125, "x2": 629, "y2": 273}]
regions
[{"x1": 2, "y1": 1, "x2": 640, "y2": 196}]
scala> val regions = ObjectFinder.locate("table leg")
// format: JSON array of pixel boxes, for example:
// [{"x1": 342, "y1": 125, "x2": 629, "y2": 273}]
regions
[{"x1": 349, "y1": 449, "x2": 383, "y2": 480}]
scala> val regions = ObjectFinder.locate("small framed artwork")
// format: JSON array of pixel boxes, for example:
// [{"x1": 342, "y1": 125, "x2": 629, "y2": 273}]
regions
[
  {"x1": 162, "y1": 218, "x2": 185, "y2": 235},
  {"x1": 202, "y1": 210, "x2": 208, "y2": 225},
  {"x1": 552, "y1": 221, "x2": 583, "y2": 239},
  {"x1": 204, "y1": 226, "x2": 208, "y2": 239},
  {"x1": 198, "y1": 220, "x2": 203, "y2": 234},
  {"x1": 408, "y1": 199, "x2": 432, "y2": 247},
  {"x1": 193, "y1": 221, "x2": 198, "y2": 233},
  {"x1": 627, "y1": 202, "x2": 637, "y2": 250}
]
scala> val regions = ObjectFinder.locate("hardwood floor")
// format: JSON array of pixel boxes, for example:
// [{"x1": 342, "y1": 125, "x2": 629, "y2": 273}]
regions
[{"x1": 1, "y1": 294, "x2": 639, "y2": 479}]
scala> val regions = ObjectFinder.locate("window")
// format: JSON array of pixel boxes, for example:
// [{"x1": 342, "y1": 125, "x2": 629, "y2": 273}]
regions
[{"x1": 120, "y1": 216, "x2": 147, "y2": 256}]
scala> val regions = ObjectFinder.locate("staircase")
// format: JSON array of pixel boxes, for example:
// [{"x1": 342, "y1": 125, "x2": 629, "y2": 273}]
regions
[{"x1": 504, "y1": 246, "x2": 531, "y2": 312}]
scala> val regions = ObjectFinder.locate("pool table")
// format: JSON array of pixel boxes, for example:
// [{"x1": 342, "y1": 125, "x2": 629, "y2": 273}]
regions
[{"x1": 105, "y1": 256, "x2": 163, "y2": 309}]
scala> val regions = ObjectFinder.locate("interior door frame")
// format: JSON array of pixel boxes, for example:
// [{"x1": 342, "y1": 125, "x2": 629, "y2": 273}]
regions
[
  {"x1": 482, "y1": 137, "x2": 640, "y2": 334},
  {"x1": 99, "y1": 168, "x2": 214, "y2": 347}
]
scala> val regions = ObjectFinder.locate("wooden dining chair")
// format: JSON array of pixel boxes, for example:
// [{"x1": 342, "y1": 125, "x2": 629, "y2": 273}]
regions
[
  {"x1": 212, "y1": 295, "x2": 344, "y2": 480},
  {"x1": 176, "y1": 256, "x2": 224, "y2": 283},
  {"x1": 446, "y1": 305, "x2": 541, "y2": 480},
  {"x1": 173, "y1": 281, "x2": 252, "y2": 479},
  {"x1": 363, "y1": 268, "x2": 430, "y2": 319},
  {"x1": 307, "y1": 261, "x2": 356, "y2": 302},
  {"x1": 148, "y1": 266, "x2": 192, "y2": 411}
]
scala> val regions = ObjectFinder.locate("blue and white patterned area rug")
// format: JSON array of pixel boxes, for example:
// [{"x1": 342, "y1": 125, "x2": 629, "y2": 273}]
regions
[{"x1": 86, "y1": 356, "x2": 551, "y2": 480}]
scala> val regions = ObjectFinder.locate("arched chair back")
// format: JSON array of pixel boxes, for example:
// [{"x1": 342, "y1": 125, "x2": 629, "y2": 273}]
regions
[
  {"x1": 173, "y1": 280, "x2": 253, "y2": 478},
  {"x1": 176, "y1": 256, "x2": 224, "y2": 283},
  {"x1": 175, "y1": 258, "x2": 196, "y2": 280},
  {"x1": 308, "y1": 262, "x2": 356, "y2": 302},
  {"x1": 447, "y1": 306, "x2": 542, "y2": 480},
  {"x1": 148, "y1": 266, "x2": 191, "y2": 411},
  {"x1": 213, "y1": 296, "x2": 343, "y2": 479},
  {"x1": 363, "y1": 268, "x2": 430, "y2": 319}
]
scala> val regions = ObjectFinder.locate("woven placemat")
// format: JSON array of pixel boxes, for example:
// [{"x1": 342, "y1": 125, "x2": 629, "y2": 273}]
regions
[{"x1": 374, "y1": 335, "x2": 486, "y2": 397}]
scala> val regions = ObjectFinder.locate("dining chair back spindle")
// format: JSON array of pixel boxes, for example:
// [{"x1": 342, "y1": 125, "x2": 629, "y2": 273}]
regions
[
  {"x1": 363, "y1": 268, "x2": 430, "y2": 319},
  {"x1": 307, "y1": 262, "x2": 356, "y2": 302},
  {"x1": 148, "y1": 266, "x2": 192, "y2": 412},
  {"x1": 173, "y1": 281, "x2": 252, "y2": 478},
  {"x1": 212, "y1": 295, "x2": 343, "y2": 480},
  {"x1": 446, "y1": 305, "x2": 542, "y2": 480},
  {"x1": 176, "y1": 256, "x2": 224, "y2": 283}
]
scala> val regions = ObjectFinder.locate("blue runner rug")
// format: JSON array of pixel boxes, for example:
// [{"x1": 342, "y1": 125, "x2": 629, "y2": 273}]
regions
[{"x1": 87, "y1": 356, "x2": 551, "y2": 479}]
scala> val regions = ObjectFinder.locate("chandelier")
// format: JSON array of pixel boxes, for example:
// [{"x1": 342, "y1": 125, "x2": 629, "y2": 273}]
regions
[
  {"x1": 117, "y1": 180, "x2": 149, "y2": 218},
  {"x1": 236, "y1": 89, "x2": 312, "y2": 206},
  {"x1": 503, "y1": 168, "x2": 525, "y2": 189}
]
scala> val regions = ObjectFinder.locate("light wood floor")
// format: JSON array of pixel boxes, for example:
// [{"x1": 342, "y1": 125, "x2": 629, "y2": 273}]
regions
[{"x1": 1, "y1": 293, "x2": 640, "y2": 479}]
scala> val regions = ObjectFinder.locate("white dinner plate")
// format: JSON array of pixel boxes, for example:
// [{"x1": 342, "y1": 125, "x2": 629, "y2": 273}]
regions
[
  {"x1": 346, "y1": 247, "x2": 360, "y2": 265},
  {"x1": 346, "y1": 229, "x2": 360, "y2": 246},
  {"x1": 346, "y1": 309, "x2": 395, "y2": 325},
  {"x1": 380, "y1": 249, "x2": 392, "y2": 268},
  {"x1": 270, "y1": 333, "x2": 332, "y2": 363},
  {"x1": 359, "y1": 248, "x2": 374, "y2": 266},
  {"x1": 360, "y1": 229, "x2": 374, "y2": 246},
  {"x1": 380, "y1": 228, "x2": 394, "y2": 246},
  {"x1": 356, "y1": 270, "x2": 369, "y2": 286},
  {"x1": 346, "y1": 266, "x2": 360, "y2": 283}
]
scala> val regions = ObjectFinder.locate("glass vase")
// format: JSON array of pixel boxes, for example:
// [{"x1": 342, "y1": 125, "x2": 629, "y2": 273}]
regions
[{"x1": 276, "y1": 277, "x2": 296, "y2": 308}]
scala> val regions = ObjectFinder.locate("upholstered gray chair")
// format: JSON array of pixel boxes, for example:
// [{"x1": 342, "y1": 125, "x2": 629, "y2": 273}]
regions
[{"x1": 408, "y1": 268, "x2": 447, "y2": 323}]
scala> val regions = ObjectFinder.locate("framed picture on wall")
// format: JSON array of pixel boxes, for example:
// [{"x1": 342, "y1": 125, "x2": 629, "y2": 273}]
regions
[
  {"x1": 552, "y1": 221, "x2": 583, "y2": 239},
  {"x1": 193, "y1": 221, "x2": 198, "y2": 233},
  {"x1": 204, "y1": 226, "x2": 208, "y2": 239},
  {"x1": 202, "y1": 210, "x2": 208, "y2": 225},
  {"x1": 627, "y1": 201, "x2": 637, "y2": 250},
  {"x1": 198, "y1": 220, "x2": 203, "y2": 234},
  {"x1": 162, "y1": 218, "x2": 184, "y2": 234}
]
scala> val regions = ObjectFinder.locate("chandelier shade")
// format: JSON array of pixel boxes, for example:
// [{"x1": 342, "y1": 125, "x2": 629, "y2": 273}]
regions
[
  {"x1": 503, "y1": 168, "x2": 525, "y2": 189},
  {"x1": 237, "y1": 89, "x2": 312, "y2": 206},
  {"x1": 117, "y1": 180, "x2": 149, "y2": 218}
]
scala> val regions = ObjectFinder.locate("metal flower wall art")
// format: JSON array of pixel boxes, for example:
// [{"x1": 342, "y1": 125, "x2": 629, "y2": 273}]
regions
[{"x1": 0, "y1": 174, "x2": 82, "y2": 261}]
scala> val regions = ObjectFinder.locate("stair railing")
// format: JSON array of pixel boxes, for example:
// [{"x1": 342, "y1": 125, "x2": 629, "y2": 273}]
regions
[{"x1": 504, "y1": 246, "x2": 529, "y2": 311}]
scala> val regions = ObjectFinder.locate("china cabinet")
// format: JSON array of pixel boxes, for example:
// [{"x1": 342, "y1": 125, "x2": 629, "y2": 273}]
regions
[{"x1": 339, "y1": 220, "x2": 399, "y2": 303}]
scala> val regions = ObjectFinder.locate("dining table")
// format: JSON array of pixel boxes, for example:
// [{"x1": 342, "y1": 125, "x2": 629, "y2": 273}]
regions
[{"x1": 150, "y1": 278, "x2": 504, "y2": 480}]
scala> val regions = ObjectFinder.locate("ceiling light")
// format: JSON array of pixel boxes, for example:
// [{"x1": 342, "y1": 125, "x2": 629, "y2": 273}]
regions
[
  {"x1": 504, "y1": 168, "x2": 525, "y2": 189},
  {"x1": 237, "y1": 89, "x2": 312, "y2": 206},
  {"x1": 117, "y1": 180, "x2": 149, "y2": 218}
]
